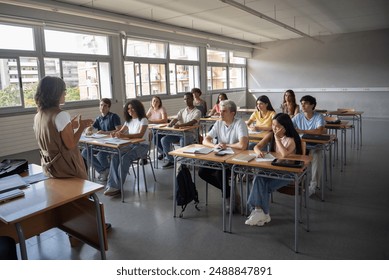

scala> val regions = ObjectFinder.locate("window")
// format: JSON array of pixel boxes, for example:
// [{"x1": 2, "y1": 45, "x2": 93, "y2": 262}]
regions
[
  {"x1": 125, "y1": 39, "x2": 166, "y2": 58},
  {"x1": 169, "y1": 44, "x2": 198, "y2": 61},
  {"x1": 124, "y1": 62, "x2": 166, "y2": 98},
  {"x1": 169, "y1": 64, "x2": 199, "y2": 95},
  {"x1": 207, "y1": 49, "x2": 247, "y2": 91},
  {"x1": 229, "y1": 67, "x2": 246, "y2": 89},
  {"x1": 124, "y1": 39, "x2": 199, "y2": 97},
  {"x1": 0, "y1": 24, "x2": 113, "y2": 112},
  {"x1": 207, "y1": 66, "x2": 227, "y2": 91},
  {"x1": 0, "y1": 24, "x2": 34, "y2": 51},
  {"x1": 45, "y1": 30, "x2": 109, "y2": 55}
]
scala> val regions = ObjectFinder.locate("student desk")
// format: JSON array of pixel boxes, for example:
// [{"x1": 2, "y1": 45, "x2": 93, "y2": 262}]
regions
[
  {"x1": 302, "y1": 134, "x2": 336, "y2": 201},
  {"x1": 0, "y1": 164, "x2": 107, "y2": 260},
  {"x1": 169, "y1": 144, "x2": 237, "y2": 232},
  {"x1": 199, "y1": 116, "x2": 220, "y2": 137},
  {"x1": 236, "y1": 108, "x2": 255, "y2": 119},
  {"x1": 327, "y1": 110, "x2": 364, "y2": 149},
  {"x1": 325, "y1": 121, "x2": 352, "y2": 172},
  {"x1": 226, "y1": 151, "x2": 311, "y2": 252},
  {"x1": 79, "y1": 136, "x2": 144, "y2": 202},
  {"x1": 248, "y1": 130, "x2": 271, "y2": 143},
  {"x1": 153, "y1": 125, "x2": 200, "y2": 169}
]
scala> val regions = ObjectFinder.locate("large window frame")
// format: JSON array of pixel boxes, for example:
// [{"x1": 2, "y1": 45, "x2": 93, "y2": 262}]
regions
[
  {"x1": 124, "y1": 37, "x2": 200, "y2": 99},
  {"x1": 0, "y1": 23, "x2": 114, "y2": 115},
  {"x1": 207, "y1": 48, "x2": 247, "y2": 92}
]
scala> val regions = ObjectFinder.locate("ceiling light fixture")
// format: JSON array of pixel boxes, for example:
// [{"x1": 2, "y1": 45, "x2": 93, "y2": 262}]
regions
[{"x1": 220, "y1": 0, "x2": 322, "y2": 43}]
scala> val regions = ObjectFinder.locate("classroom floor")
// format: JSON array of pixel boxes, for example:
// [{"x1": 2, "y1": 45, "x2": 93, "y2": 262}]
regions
[{"x1": 16, "y1": 118, "x2": 389, "y2": 260}]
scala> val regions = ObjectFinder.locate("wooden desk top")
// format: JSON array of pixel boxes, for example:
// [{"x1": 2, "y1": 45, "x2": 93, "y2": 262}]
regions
[
  {"x1": 0, "y1": 164, "x2": 104, "y2": 224},
  {"x1": 200, "y1": 116, "x2": 220, "y2": 121},
  {"x1": 325, "y1": 120, "x2": 351, "y2": 128},
  {"x1": 327, "y1": 110, "x2": 364, "y2": 116},
  {"x1": 237, "y1": 108, "x2": 255, "y2": 113},
  {"x1": 153, "y1": 124, "x2": 200, "y2": 132},
  {"x1": 79, "y1": 135, "x2": 144, "y2": 148},
  {"x1": 169, "y1": 144, "x2": 238, "y2": 163},
  {"x1": 301, "y1": 134, "x2": 337, "y2": 144},
  {"x1": 226, "y1": 150, "x2": 311, "y2": 173}
]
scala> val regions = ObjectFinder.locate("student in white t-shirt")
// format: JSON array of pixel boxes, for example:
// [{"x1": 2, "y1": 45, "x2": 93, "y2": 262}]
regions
[
  {"x1": 199, "y1": 100, "x2": 248, "y2": 212},
  {"x1": 103, "y1": 99, "x2": 149, "y2": 197},
  {"x1": 161, "y1": 92, "x2": 201, "y2": 169}
]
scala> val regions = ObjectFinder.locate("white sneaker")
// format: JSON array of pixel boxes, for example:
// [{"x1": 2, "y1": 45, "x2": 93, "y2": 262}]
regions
[
  {"x1": 98, "y1": 169, "x2": 109, "y2": 181},
  {"x1": 245, "y1": 208, "x2": 271, "y2": 226}
]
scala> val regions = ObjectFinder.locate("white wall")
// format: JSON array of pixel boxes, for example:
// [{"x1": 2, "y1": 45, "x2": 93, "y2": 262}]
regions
[{"x1": 247, "y1": 29, "x2": 389, "y2": 119}]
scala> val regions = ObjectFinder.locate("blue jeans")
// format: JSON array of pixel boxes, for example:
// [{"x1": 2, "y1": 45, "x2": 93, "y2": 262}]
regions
[
  {"x1": 81, "y1": 148, "x2": 110, "y2": 173},
  {"x1": 247, "y1": 176, "x2": 289, "y2": 214},
  {"x1": 161, "y1": 134, "x2": 195, "y2": 163},
  {"x1": 106, "y1": 144, "x2": 149, "y2": 190}
]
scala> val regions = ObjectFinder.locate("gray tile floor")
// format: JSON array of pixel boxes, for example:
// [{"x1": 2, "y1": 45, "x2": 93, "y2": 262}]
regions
[{"x1": 14, "y1": 118, "x2": 389, "y2": 259}]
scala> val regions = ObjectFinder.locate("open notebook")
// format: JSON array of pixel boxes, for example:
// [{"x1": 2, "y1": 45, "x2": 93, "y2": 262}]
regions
[
  {"x1": 232, "y1": 153, "x2": 256, "y2": 162},
  {"x1": 183, "y1": 147, "x2": 213, "y2": 154}
]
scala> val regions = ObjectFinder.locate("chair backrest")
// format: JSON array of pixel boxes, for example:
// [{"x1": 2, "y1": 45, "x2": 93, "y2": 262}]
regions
[{"x1": 301, "y1": 141, "x2": 307, "y2": 156}]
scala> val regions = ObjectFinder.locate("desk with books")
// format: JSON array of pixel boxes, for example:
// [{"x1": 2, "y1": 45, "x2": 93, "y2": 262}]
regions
[
  {"x1": 79, "y1": 135, "x2": 144, "y2": 202},
  {"x1": 325, "y1": 121, "x2": 352, "y2": 171},
  {"x1": 0, "y1": 164, "x2": 107, "y2": 260},
  {"x1": 153, "y1": 125, "x2": 200, "y2": 169},
  {"x1": 226, "y1": 151, "x2": 312, "y2": 253}
]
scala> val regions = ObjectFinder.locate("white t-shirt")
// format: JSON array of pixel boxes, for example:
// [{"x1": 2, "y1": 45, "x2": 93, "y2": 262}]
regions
[
  {"x1": 55, "y1": 111, "x2": 71, "y2": 132},
  {"x1": 176, "y1": 107, "x2": 201, "y2": 124},
  {"x1": 124, "y1": 117, "x2": 149, "y2": 145},
  {"x1": 208, "y1": 118, "x2": 248, "y2": 145}
]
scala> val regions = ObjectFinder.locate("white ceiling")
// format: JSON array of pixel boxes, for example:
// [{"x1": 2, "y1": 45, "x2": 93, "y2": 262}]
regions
[{"x1": 46, "y1": 0, "x2": 389, "y2": 43}]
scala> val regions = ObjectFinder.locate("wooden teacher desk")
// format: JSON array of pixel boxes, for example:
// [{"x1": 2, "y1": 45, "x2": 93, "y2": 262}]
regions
[
  {"x1": 0, "y1": 164, "x2": 107, "y2": 260},
  {"x1": 169, "y1": 144, "x2": 237, "y2": 232},
  {"x1": 226, "y1": 151, "x2": 311, "y2": 252}
]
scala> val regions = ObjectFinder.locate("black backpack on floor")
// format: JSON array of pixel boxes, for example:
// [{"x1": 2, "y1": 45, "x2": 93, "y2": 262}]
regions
[{"x1": 176, "y1": 164, "x2": 200, "y2": 218}]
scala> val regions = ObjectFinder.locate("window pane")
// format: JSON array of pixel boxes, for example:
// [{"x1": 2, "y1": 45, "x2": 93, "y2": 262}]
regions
[
  {"x1": 140, "y1": 64, "x2": 150, "y2": 96},
  {"x1": 150, "y1": 64, "x2": 166, "y2": 95},
  {"x1": 45, "y1": 30, "x2": 109, "y2": 55},
  {"x1": 207, "y1": 49, "x2": 227, "y2": 63},
  {"x1": 229, "y1": 52, "x2": 246, "y2": 64},
  {"x1": 229, "y1": 67, "x2": 246, "y2": 89},
  {"x1": 44, "y1": 58, "x2": 61, "y2": 77},
  {"x1": 20, "y1": 57, "x2": 39, "y2": 108},
  {"x1": 126, "y1": 39, "x2": 166, "y2": 58},
  {"x1": 170, "y1": 44, "x2": 199, "y2": 61},
  {"x1": 124, "y1": 61, "x2": 136, "y2": 99},
  {"x1": 0, "y1": 58, "x2": 22, "y2": 107},
  {"x1": 63, "y1": 61, "x2": 100, "y2": 101},
  {"x1": 0, "y1": 24, "x2": 34, "y2": 51},
  {"x1": 169, "y1": 63, "x2": 177, "y2": 95},
  {"x1": 99, "y1": 62, "x2": 112, "y2": 99},
  {"x1": 176, "y1": 65, "x2": 199, "y2": 93},
  {"x1": 207, "y1": 66, "x2": 226, "y2": 90}
]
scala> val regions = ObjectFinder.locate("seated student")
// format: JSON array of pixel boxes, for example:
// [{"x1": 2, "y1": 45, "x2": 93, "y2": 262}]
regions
[
  {"x1": 82, "y1": 98, "x2": 121, "y2": 181},
  {"x1": 280, "y1": 89, "x2": 300, "y2": 118},
  {"x1": 246, "y1": 95, "x2": 276, "y2": 150},
  {"x1": 245, "y1": 113, "x2": 302, "y2": 226},
  {"x1": 198, "y1": 100, "x2": 248, "y2": 212},
  {"x1": 208, "y1": 93, "x2": 228, "y2": 116},
  {"x1": 292, "y1": 95, "x2": 325, "y2": 197},
  {"x1": 146, "y1": 96, "x2": 168, "y2": 160},
  {"x1": 0, "y1": 236, "x2": 17, "y2": 260},
  {"x1": 103, "y1": 100, "x2": 149, "y2": 196},
  {"x1": 192, "y1": 87, "x2": 207, "y2": 117},
  {"x1": 161, "y1": 92, "x2": 201, "y2": 169}
]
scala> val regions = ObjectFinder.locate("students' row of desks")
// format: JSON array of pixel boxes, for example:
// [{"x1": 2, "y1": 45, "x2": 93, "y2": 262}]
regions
[
  {"x1": 169, "y1": 144, "x2": 312, "y2": 253},
  {"x1": 0, "y1": 164, "x2": 107, "y2": 260}
]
